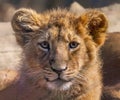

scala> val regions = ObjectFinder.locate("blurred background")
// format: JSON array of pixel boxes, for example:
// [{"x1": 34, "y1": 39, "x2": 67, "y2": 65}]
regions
[
  {"x1": 0, "y1": 0, "x2": 120, "y2": 69},
  {"x1": 0, "y1": 0, "x2": 120, "y2": 22}
]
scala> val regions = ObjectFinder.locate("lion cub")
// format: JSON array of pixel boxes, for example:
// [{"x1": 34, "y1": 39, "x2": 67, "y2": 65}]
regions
[{"x1": 0, "y1": 8, "x2": 108, "y2": 100}]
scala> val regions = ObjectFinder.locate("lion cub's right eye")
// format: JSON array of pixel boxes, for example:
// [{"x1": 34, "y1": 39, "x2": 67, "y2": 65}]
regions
[
  {"x1": 69, "y1": 41, "x2": 79, "y2": 49},
  {"x1": 38, "y1": 41, "x2": 50, "y2": 51}
]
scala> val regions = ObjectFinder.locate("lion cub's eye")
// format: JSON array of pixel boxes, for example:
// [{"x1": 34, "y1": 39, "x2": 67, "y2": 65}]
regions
[
  {"x1": 69, "y1": 41, "x2": 79, "y2": 49},
  {"x1": 38, "y1": 41, "x2": 50, "y2": 51}
]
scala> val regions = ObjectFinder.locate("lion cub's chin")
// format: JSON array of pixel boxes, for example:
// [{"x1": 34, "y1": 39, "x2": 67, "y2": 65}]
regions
[{"x1": 47, "y1": 79, "x2": 72, "y2": 91}]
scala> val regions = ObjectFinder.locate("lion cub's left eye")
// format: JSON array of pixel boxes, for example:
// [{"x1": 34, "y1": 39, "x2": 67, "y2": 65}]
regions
[
  {"x1": 38, "y1": 41, "x2": 50, "y2": 51},
  {"x1": 69, "y1": 41, "x2": 79, "y2": 49}
]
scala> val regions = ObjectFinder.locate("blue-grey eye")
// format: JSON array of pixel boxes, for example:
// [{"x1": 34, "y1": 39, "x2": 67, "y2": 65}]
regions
[
  {"x1": 38, "y1": 41, "x2": 50, "y2": 51},
  {"x1": 69, "y1": 41, "x2": 79, "y2": 49}
]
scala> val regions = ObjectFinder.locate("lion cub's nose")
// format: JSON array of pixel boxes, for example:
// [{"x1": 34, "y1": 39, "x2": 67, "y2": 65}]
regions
[{"x1": 51, "y1": 66, "x2": 67, "y2": 74}]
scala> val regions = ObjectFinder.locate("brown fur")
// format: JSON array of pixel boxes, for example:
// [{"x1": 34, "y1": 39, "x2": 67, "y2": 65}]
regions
[
  {"x1": 102, "y1": 32, "x2": 120, "y2": 86},
  {"x1": 0, "y1": 8, "x2": 108, "y2": 100},
  {"x1": 101, "y1": 32, "x2": 120, "y2": 100}
]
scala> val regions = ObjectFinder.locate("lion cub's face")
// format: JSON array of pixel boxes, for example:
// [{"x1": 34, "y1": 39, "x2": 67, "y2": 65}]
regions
[
  {"x1": 12, "y1": 8, "x2": 108, "y2": 91},
  {"x1": 31, "y1": 25, "x2": 87, "y2": 90}
]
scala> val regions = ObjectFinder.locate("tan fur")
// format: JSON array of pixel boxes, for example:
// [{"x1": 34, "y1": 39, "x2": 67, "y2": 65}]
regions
[
  {"x1": 0, "y1": 70, "x2": 19, "y2": 91},
  {"x1": 0, "y1": 8, "x2": 108, "y2": 100},
  {"x1": 103, "y1": 84, "x2": 120, "y2": 100}
]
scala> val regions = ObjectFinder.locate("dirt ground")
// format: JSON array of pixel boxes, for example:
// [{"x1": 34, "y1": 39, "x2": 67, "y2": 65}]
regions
[{"x1": 0, "y1": 3, "x2": 120, "y2": 69}]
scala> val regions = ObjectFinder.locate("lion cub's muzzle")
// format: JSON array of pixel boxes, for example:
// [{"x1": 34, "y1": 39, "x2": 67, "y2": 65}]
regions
[
  {"x1": 46, "y1": 56, "x2": 73, "y2": 82},
  {"x1": 45, "y1": 65, "x2": 70, "y2": 82},
  {"x1": 45, "y1": 65, "x2": 73, "y2": 91}
]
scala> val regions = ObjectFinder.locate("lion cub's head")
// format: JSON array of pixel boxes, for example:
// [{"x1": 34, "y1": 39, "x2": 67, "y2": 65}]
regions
[{"x1": 11, "y1": 8, "x2": 108, "y2": 91}]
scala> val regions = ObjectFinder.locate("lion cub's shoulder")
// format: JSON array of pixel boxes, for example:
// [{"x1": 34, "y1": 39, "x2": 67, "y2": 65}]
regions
[{"x1": 0, "y1": 69, "x2": 19, "y2": 91}]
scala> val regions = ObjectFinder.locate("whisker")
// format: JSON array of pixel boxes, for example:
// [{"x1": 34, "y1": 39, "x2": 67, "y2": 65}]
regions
[{"x1": 74, "y1": 73, "x2": 88, "y2": 85}]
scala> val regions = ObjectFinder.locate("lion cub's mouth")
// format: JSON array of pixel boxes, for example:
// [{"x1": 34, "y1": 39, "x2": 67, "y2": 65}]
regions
[{"x1": 46, "y1": 78, "x2": 72, "y2": 91}]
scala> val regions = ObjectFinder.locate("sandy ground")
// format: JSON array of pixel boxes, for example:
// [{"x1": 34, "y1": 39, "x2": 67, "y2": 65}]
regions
[
  {"x1": 0, "y1": 23, "x2": 22, "y2": 69},
  {"x1": 0, "y1": 3, "x2": 120, "y2": 69}
]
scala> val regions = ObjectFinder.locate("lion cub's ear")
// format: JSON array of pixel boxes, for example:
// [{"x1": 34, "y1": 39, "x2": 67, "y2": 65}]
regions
[
  {"x1": 77, "y1": 10, "x2": 108, "y2": 47},
  {"x1": 11, "y1": 8, "x2": 41, "y2": 46}
]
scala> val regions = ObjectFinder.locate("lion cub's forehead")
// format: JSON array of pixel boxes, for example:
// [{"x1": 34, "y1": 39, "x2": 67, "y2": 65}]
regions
[
  {"x1": 36, "y1": 9, "x2": 82, "y2": 42},
  {"x1": 38, "y1": 25, "x2": 81, "y2": 42}
]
